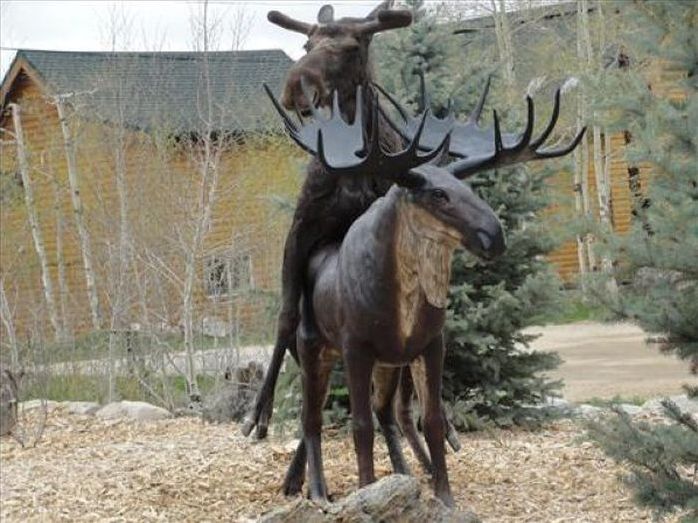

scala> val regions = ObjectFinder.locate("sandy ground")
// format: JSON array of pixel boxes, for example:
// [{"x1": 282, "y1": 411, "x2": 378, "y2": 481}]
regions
[
  {"x1": 0, "y1": 409, "x2": 669, "y2": 522},
  {"x1": 525, "y1": 322, "x2": 695, "y2": 402}
]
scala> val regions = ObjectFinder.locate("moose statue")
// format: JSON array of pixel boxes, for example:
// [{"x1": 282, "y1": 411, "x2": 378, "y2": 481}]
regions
[{"x1": 243, "y1": 0, "x2": 585, "y2": 507}]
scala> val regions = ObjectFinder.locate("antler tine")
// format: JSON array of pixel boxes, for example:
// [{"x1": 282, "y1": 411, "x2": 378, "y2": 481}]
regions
[
  {"x1": 512, "y1": 96, "x2": 535, "y2": 152},
  {"x1": 263, "y1": 83, "x2": 298, "y2": 133},
  {"x1": 356, "y1": 9, "x2": 413, "y2": 36},
  {"x1": 373, "y1": 82, "x2": 410, "y2": 124},
  {"x1": 417, "y1": 71, "x2": 429, "y2": 113},
  {"x1": 468, "y1": 76, "x2": 492, "y2": 124},
  {"x1": 267, "y1": 11, "x2": 314, "y2": 35},
  {"x1": 493, "y1": 110, "x2": 503, "y2": 153},
  {"x1": 531, "y1": 89, "x2": 560, "y2": 149},
  {"x1": 355, "y1": 85, "x2": 364, "y2": 129},
  {"x1": 536, "y1": 126, "x2": 587, "y2": 159},
  {"x1": 406, "y1": 109, "x2": 430, "y2": 160},
  {"x1": 332, "y1": 89, "x2": 341, "y2": 118}
]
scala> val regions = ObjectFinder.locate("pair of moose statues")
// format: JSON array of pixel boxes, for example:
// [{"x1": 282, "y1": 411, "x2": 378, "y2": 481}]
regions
[{"x1": 241, "y1": 1, "x2": 584, "y2": 507}]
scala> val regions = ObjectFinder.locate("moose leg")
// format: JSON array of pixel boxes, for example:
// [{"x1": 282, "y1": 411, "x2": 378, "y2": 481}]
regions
[
  {"x1": 372, "y1": 365, "x2": 410, "y2": 475},
  {"x1": 282, "y1": 438, "x2": 307, "y2": 496},
  {"x1": 396, "y1": 367, "x2": 434, "y2": 474},
  {"x1": 242, "y1": 218, "x2": 309, "y2": 439},
  {"x1": 298, "y1": 335, "x2": 334, "y2": 501},
  {"x1": 345, "y1": 348, "x2": 376, "y2": 487},
  {"x1": 420, "y1": 334, "x2": 454, "y2": 507}
]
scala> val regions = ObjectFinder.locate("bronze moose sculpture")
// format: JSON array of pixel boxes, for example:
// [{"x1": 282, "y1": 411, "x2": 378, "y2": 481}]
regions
[
  {"x1": 243, "y1": 0, "x2": 585, "y2": 506},
  {"x1": 263, "y1": 74, "x2": 583, "y2": 504}
]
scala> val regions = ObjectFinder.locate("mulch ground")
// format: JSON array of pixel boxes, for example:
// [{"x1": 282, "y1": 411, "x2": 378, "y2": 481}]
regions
[{"x1": 0, "y1": 408, "x2": 669, "y2": 522}]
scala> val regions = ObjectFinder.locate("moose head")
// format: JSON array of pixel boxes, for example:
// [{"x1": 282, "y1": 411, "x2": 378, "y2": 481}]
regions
[{"x1": 268, "y1": 1, "x2": 412, "y2": 116}]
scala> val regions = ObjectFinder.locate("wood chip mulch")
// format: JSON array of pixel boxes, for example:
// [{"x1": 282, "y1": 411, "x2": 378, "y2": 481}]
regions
[{"x1": 0, "y1": 408, "x2": 670, "y2": 522}]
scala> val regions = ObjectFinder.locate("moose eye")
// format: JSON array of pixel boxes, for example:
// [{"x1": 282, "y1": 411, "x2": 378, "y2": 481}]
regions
[
  {"x1": 431, "y1": 189, "x2": 449, "y2": 202},
  {"x1": 303, "y1": 41, "x2": 313, "y2": 52}
]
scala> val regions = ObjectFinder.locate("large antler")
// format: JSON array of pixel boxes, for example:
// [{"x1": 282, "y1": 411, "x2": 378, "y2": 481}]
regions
[
  {"x1": 268, "y1": 3, "x2": 411, "y2": 36},
  {"x1": 264, "y1": 80, "x2": 449, "y2": 179},
  {"x1": 376, "y1": 77, "x2": 586, "y2": 180}
]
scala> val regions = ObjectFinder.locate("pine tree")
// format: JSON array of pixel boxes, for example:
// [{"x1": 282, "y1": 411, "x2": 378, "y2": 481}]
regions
[
  {"x1": 591, "y1": 0, "x2": 698, "y2": 376},
  {"x1": 587, "y1": 1, "x2": 698, "y2": 519}
]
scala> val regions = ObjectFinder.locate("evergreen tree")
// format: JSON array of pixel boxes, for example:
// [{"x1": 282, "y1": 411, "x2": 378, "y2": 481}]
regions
[
  {"x1": 587, "y1": 1, "x2": 698, "y2": 519},
  {"x1": 377, "y1": 2, "x2": 566, "y2": 429},
  {"x1": 590, "y1": 0, "x2": 697, "y2": 377}
]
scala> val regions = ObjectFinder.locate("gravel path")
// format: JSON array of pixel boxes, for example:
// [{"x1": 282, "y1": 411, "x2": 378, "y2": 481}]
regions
[{"x1": 525, "y1": 322, "x2": 695, "y2": 401}]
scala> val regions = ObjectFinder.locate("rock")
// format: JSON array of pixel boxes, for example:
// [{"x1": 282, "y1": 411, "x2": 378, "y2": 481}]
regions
[
  {"x1": 616, "y1": 404, "x2": 642, "y2": 416},
  {"x1": 65, "y1": 401, "x2": 100, "y2": 416},
  {"x1": 575, "y1": 404, "x2": 603, "y2": 419},
  {"x1": 641, "y1": 395, "x2": 698, "y2": 416},
  {"x1": 18, "y1": 399, "x2": 60, "y2": 413},
  {"x1": 203, "y1": 362, "x2": 264, "y2": 424},
  {"x1": 258, "y1": 475, "x2": 479, "y2": 523},
  {"x1": 96, "y1": 401, "x2": 172, "y2": 421},
  {"x1": 545, "y1": 397, "x2": 572, "y2": 409}
]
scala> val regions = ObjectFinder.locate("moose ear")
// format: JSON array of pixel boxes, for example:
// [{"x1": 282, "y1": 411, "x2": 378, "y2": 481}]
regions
[
  {"x1": 318, "y1": 5, "x2": 335, "y2": 24},
  {"x1": 400, "y1": 168, "x2": 427, "y2": 190}
]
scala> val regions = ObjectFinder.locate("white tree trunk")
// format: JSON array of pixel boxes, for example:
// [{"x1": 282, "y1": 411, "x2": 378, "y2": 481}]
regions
[
  {"x1": 50, "y1": 168, "x2": 71, "y2": 338},
  {"x1": 581, "y1": 0, "x2": 617, "y2": 286},
  {"x1": 55, "y1": 98, "x2": 102, "y2": 330},
  {"x1": 0, "y1": 279, "x2": 20, "y2": 368},
  {"x1": 491, "y1": 0, "x2": 516, "y2": 92},
  {"x1": 10, "y1": 103, "x2": 61, "y2": 340}
]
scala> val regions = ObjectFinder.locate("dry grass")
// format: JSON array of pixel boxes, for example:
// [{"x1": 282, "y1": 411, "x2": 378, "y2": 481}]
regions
[{"x1": 0, "y1": 408, "x2": 667, "y2": 522}]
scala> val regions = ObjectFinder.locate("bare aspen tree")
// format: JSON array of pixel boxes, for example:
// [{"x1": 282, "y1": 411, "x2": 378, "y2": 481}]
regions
[
  {"x1": 9, "y1": 104, "x2": 61, "y2": 340},
  {"x1": 179, "y1": 0, "x2": 227, "y2": 404},
  {"x1": 574, "y1": 0, "x2": 595, "y2": 275},
  {"x1": 0, "y1": 279, "x2": 19, "y2": 368},
  {"x1": 49, "y1": 165, "x2": 71, "y2": 338},
  {"x1": 55, "y1": 97, "x2": 102, "y2": 330},
  {"x1": 581, "y1": 0, "x2": 617, "y2": 286},
  {"x1": 577, "y1": 0, "x2": 617, "y2": 289},
  {"x1": 491, "y1": 0, "x2": 516, "y2": 92}
]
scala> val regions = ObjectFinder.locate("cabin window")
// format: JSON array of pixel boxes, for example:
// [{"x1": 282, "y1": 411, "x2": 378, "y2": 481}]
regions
[{"x1": 204, "y1": 252, "x2": 253, "y2": 297}]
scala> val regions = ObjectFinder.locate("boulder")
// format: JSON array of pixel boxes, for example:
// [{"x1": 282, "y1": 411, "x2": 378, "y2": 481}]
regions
[
  {"x1": 65, "y1": 401, "x2": 100, "y2": 416},
  {"x1": 96, "y1": 401, "x2": 172, "y2": 421},
  {"x1": 203, "y1": 361, "x2": 264, "y2": 423},
  {"x1": 258, "y1": 475, "x2": 479, "y2": 523},
  {"x1": 18, "y1": 399, "x2": 60, "y2": 412},
  {"x1": 575, "y1": 404, "x2": 603, "y2": 419},
  {"x1": 616, "y1": 404, "x2": 642, "y2": 416},
  {"x1": 641, "y1": 395, "x2": 698, "y2": 416}
]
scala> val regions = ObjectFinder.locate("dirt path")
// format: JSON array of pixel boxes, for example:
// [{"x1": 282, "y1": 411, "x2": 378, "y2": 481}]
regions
[{"x1": 525, "y1": 322, "x2": 695, "y2": 402}]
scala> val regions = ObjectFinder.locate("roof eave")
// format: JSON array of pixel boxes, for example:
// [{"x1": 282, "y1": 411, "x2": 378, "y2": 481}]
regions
[{"x1": 0, "y1": 52, "x2": 54, "y2": 109}]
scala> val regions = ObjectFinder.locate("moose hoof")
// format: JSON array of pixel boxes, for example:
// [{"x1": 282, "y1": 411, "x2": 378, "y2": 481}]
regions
[
  {"x1": 438, "y1": 492, "x2": 455, "y2": 508},
  {"x1": 283, "y1": 478, "x2": 304, "y2": 497},
  {"x1": 240, "y1": 417, "x2": 255, "y2": 437}
]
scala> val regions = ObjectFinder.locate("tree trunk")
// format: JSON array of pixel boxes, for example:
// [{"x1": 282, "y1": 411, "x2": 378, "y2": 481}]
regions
[
  {"x1": 491, "y1": 0, "x2": 516, "y2": 92},
  {"x1": 0, "y1": 280, "x2": 20, "y2": 368},
  {"x1": 10, "y1": 103, "x2": 61, "y2": 340},
  {"x1": 580, "y1": 0, "x2": 618, "y2": 288},
  {"x1": 55, "y1": 98, "x2": 102, "y2": 330},
  {"x1": 50, "y1": 167, "x2": 71, "y2": 338}
]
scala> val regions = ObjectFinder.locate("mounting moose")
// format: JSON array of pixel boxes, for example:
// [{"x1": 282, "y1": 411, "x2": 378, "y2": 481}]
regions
[{"x1": 242, "y1": 0, "x2": 584, "y2": 506}]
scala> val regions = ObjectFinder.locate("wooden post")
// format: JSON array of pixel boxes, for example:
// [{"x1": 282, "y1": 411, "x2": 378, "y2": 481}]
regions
[{"x1": 9, "y1": 103, "x2": 62, "y2": 340}]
